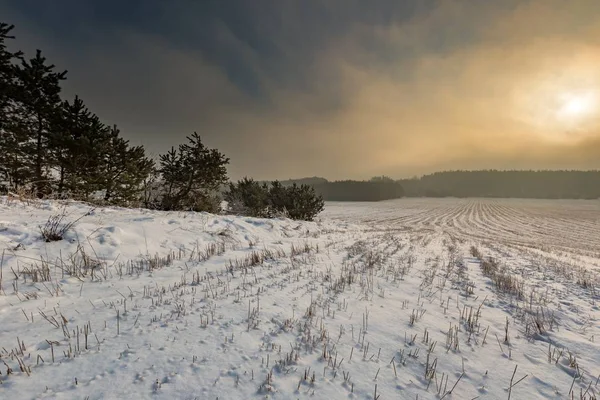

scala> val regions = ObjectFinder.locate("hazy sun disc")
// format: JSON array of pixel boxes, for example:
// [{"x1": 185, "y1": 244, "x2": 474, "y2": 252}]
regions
[
  {"x1": 557, "y1": 92, "x2": 597, "y2": 119},
  {"x1": 516, "y1": 86, "x2": 600, "y2": 142}
]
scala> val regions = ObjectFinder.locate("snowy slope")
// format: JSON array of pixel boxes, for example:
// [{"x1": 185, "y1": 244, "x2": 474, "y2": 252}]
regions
[{"x1": 0, "y1": 197, "x2": 599, "y2": 399}]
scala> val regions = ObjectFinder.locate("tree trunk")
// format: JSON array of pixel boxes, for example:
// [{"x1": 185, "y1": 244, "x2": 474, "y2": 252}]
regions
[
  {"x1": 58, "y1": 164, "x2": 65, "y2": 197},
  {"x1": 35, "y1": 116, "x2": 43, "y2": 198},
  {"x1": 104, "y1": 182, "x2": 112, "y2": 202}
]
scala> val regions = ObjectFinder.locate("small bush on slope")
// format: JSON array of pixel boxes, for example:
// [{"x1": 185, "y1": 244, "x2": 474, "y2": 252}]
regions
[
  {"x1": 224, "y1": 178, "x2": 270, "y2": 218},
  {"x1": 281, "y1": 183, "x2": 325, "y2": 221},
  {"x1": 225, "y1": 179, "x2": 324, "y2": 221}
]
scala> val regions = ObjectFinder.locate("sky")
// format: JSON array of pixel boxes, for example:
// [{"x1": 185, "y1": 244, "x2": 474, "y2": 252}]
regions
[{"x1": 1, "y1": 0, "x2": 600, "y2": 180}]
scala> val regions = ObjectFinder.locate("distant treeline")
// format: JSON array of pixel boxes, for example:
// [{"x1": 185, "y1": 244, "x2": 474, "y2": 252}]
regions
[
  {"x1": 314, "y1": 180, "x2": 405, "y2": 201},
  {"x1": 279, "y1": 176, "x2": 405, "y2": 202},
  {"x1": 279, "y1": 170, "x2": 600, "y2": 201},
  {"x1": 400, "y1": 170, "x2": 600, "y2": 199}
]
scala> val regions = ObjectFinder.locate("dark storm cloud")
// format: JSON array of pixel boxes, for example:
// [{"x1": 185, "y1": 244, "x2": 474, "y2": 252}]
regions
[{"x1": 1, "y1": 0, "x2": 600, "y2": 180}]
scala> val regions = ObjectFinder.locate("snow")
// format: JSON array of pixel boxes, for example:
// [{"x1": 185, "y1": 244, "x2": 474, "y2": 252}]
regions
[{"x1": 0, "y1": 196, "x2": 599, "y2": 399}]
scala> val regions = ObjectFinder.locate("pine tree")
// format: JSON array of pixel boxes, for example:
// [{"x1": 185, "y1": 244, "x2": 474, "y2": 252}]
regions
[
  {"x1": 266, "y1": 182, "x2": 324, "y2": 221},
  {"x1": 0, "y1": 22, "x2": 24, "y2": 191},
  {"x1": 50, "y1": 95, "x2": 112, "y2": 198},
  {"x1": 267, "y1": 181, "x2": 288, "y2": 215},
  {"x1": 224, "y1": 178, "x2": 270, "y2": 217},
  {"x1": 74, "y1": 115, "x2": 111, "y2": 199},
  {"x1": 158, "y1": 132, "x2": 229, "y2": 212},
  {"x1": 100, "y1": 125, "x2": 154, "y2": 204},
  {"x1": 284, "y1": 184, "x2": 324, "y2": 221},
  {"x1": 0, "y1": 23, "x2": 21, "y2": 128},
  {"x1": 12, "y1": 49, "x2": 66, "y2": 197},
  {"x1": 224, "y1": 179, "x2": 325, "y2": 221},
  {"x1": 51, "y1": 95, "x2": 90, "y2": 196}
]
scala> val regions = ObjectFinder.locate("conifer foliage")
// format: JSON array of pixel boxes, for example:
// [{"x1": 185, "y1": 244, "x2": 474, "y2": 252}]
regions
[
  {"x1": 224, "y1": 178, "x2": 270, "y2": 218},
  {"x1": 225, "y1": 179, "x2": 325, "y2": 221},
  {"x1": 157, "y1": 132, "x2": 229, "y2": 212},
  {"x1": 0, "y1": 21, "x2": 325, "y2": 220},
  {"x1": 0, "y1": 22, "x2": 25, "y2": 191},
  {"x1": 12, "y1": 49, "x2": 67, "y2": 197},
  {"x1": 0, "y1": 22, "x2": 155, "y2": 205}
]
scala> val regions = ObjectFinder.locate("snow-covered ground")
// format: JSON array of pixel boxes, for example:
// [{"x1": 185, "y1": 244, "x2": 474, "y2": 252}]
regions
[{"x1": 0, "y1": 196, "x2": 599, "y2": 399}]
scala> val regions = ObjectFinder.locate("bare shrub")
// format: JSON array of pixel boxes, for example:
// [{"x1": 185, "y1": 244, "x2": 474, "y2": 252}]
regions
[{"x1": 39, "y1": 208, "x2": 92, "y2": 242}]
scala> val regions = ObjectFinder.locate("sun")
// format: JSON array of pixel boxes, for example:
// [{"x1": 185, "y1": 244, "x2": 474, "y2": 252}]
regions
[
  {"x1": 511, "y1": 55, "x2": 600, "y2": 142},
  {"x1": 517, "y1": 86, "x2": 600, "y2": 142},
  {"x1": 557, "y1": 92, "x2": 597, "y2": 120}
]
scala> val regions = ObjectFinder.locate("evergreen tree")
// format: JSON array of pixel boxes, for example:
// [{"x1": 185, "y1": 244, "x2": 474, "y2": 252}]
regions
[
  {"x1": 0, "y1": 23, "x2": 22, "y2": 129},
  {"x1": 51, "y1": 95, "x2": 92, "y2": 196},
  {"x1": 0, "y1": 22, "x2": 24, "y2": 191},
  {"x1": 224, "y1": 179, "x2": 325, "y2": 221},
  {"x1": 0, "y1": 123, "x2": 30, "y2": 191},
  {"x1": 50, "y1": 95, "x2": 113, "y2": 198},
  {"x1": 12, "y1": 49, "x2": 66, "y2": 197},
  {"x1": 74, "y1": 115, "x2": 111, "y2": 199},
  {"x1": 281, "y1": 183, "x2": 324, "y2": 221},
  {"x1": 100, "y1": 125, "x2": 154, "y2": 204},
  {"x1": 158, "y1": 132, "x2": 229, "y2": 212},
  {"x1": 267, "y1": 181, "x2": 288, "y2": 215},
  {"x1": 224, "y1": 178, "x2": 270, "y2": 217},
  {"x1": 0, "y1": 21, "x2": 204, "y2": 208}
]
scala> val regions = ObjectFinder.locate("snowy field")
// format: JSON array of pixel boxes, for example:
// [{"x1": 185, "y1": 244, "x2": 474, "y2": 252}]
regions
[{"x1": 0, "y1": 197, "x2": 599, "y2": 399}]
